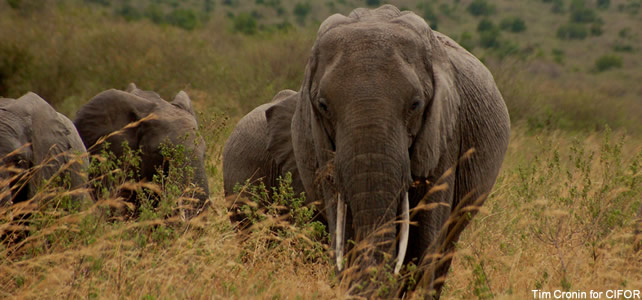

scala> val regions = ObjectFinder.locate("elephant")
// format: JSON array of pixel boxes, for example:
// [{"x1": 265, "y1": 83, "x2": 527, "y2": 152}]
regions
[
  {"x1": 223, "y1": 89, "x2": 305, "y2": 226},
  {"x1": 73, "y1": 83, "x2": 209, "y2": 218},
  {"x1": 1, "y1": 92, "x2": 88, "y2": 207},
  {"x1": 223, "y1": 5, "x2": 510, "y2": 298}
]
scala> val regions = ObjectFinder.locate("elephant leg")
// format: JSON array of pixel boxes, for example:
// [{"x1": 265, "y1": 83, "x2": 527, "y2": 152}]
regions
[{"x1": 405, "y1": 173, "x2": 456, "y2": 299}]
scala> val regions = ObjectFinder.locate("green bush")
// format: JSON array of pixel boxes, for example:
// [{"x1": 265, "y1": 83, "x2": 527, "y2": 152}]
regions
[
  {"x1": 365, "y1": 0, "x2": 380, "y2": 7},
  {"x1": 422, "y1": 2, "x2": 439, "y2": 29},
  {"x1": 85, "y1": 0, "x2": 109, "y2": 6},
  {"x1": 459, "y1": 31, "x2": 475, "y2": 51},
  {"x1": 467, "y1": 0, "x2": 496, "y2": 16},
  {"x1": 500, "y1": 16, "x2": 527, "y2": 33},
  {"x1": 597, "y1": 0, "x2": 610, "y2": 9},
  {"x1": 232, "y1": 13, "x2": 257, "y2": 35},
  {"x1": 144, "y1": 4, "x2": 165, "y2": 24},
  {"x1": 117, "y1": 2, "x2": 142, "y2": 21},
  {"x1": 479, "y1": 28, "x2": 501, "y2": 48},
  {"x1": 570, "y1": 7, "x2": 597, "y2": 23},
  {"x1": 594, "y1": 54, "x2": 622, "y2": 72},
  {"x1": 552, "y1": 48, "x2": 565, "y2": 64},
  {"x1": 477, "y1": 18, "x2": 496, "y2": 32},
  {"x1": 590, "y1": 22, "x2": 603, "y2": 36},
  {"x1": 166, "y1": 9, "x2": 199, "y2": 30},
  {"x1": 551, "y1": 0, "x2": 565, "y2": 13},
  {"x1": 293, "y1": 2, "x2": 311, "y2": 24},
  {"x1": 613, "y1": 42, "x2": 634, "y2": 52},
  {"x1": 556, "y1": 23, "x2": 588, "y2": 40}
]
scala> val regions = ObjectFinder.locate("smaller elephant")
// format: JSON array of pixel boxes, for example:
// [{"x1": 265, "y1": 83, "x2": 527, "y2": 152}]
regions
[
  {"x1": 223, "y1": 90, "x2": 304, "y2": 226},
  {"x1": 73, "y1": 83, "x2": 209, "y2": 218},
  {"x1": 1, "y1": 92, "x2": 88, "y2": 207}
]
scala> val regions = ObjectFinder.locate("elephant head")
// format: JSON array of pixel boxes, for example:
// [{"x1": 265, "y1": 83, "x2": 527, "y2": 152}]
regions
[
  {"x1": 266, "y1": 5, "x2": 510, "y2": 296},
  {"x1": 0, "y1": 93, "x2": 88, "y2": 206},
  {"x1": 73, "y1": 83, "x2": 209, "y2": 217}
]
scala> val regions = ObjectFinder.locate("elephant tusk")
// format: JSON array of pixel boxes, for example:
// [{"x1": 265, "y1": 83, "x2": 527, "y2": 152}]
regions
[
  {"x1": 394, "y1": 192, "x2": 410, "y2": 274},
  {"x1": 335, "y1": 193, "x2": 347, "y2": 271}
]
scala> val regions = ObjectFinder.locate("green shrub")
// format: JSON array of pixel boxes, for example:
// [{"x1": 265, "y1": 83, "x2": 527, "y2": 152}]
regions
[
  {"x1": 618, "y1": 28, "x2": 631, "y2": 38},
  {"x1": 590, "y1": 22, "x2": 603, "y2": 36},
  {"x1": 204, "y1": 0, "x2": 214, "y2": 12},
  {"x1": 166, "y1": 9, "x2": 199, "y2": 30},
  {"x1": 556, "y1": 23, "x2": 588, "y2": 40},
  {"x1": 467, "y1": 0, "x2": 496, "y2": 16},
  {"x1": 117, "y1": 2, "x2": 142, "y2": 21},
  {"x1": 459, "y1": 31, "x2": 475, "y2": 51},
  {"x1": 570, "y1": 7, "x2": 597, "y2": 22},
  {"x1": 552, "y1": 48, "x2": 565, "y2": 64},
  {"x1": 232, "y1": 13, "x2": 257, "y2": 35},
  {"x1": 500, "y1": 16, "x2": 527, "y2": 32},
  {"x1": 479, "y1": 28, "x2": 501, "y2": 48},
  {"x1": 477, "y1": 18, "x2": 496, "y2": 32},
  {"x1": 365, "y1": 0, "x2": 380, "y2": 7},
  {"x1": 85, "y1": 0, "x2": 109, "y2": 6},
  {"x1": 422, "y1": 2, "x2": 439, "y2": 29},
  {"x1": 293, "y1": 2, "x2": 311, "y2": 24},
  {"x1": 597, "y1": 0, "x2": 610, "y2": 9},
  {"x1": 594, "y1": 54, "x2": 622, "y2": 72},
  {"x1": 144, "y1": 4, "x2": 165, "y2": 24},
  {"x1": 551, "y1": 0, "x2": 565, "y2": 13},
  {"x1": 612, "y1": 42, "x2": 633, "y2": 52}
]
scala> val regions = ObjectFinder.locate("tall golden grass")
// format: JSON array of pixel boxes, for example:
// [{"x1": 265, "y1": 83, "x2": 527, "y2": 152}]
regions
[{"x1": 1, "y1": 3, "x2": 640, "y2": 299}]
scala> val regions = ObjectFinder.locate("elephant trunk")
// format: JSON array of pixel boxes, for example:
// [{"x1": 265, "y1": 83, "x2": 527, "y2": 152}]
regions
[{"x1": 334, "y1": 108, "x2": 411, "y2": 278}]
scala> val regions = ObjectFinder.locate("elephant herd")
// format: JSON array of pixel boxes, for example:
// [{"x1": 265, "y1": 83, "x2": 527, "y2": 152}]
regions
[
  {"x1": 1, "y1": 83, "x2": 209, "y2": 214},
  {"x1": 1, "y1": 4, "x2": 528, "y2": 299}
]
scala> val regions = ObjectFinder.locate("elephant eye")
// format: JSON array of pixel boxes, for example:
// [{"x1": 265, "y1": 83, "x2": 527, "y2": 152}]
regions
[
  {"x1": 318, "y1": 98, "x2": 329, "y2": 113},
  {"x1": 410, "y1": 99, "x2": 422, "y2": 111}
]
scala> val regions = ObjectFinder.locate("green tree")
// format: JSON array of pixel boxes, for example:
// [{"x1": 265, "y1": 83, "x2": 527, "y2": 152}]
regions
[
  {"x1": 594, "y1": 54, "x2": 622, "y2": 72},
  {"x1": 423, "y1": 2, "x2": 439, "y2": 29},
  {"x1": 293, "y1": 2, "x2": 311, "y2": 25},
  {"x1": 365, "y1": 0, "x2": 380, "y2": 7},
  {"x1": 467, "y1": 0, "x2": 496, "y2": 16},
  {"x1": 597, "y1": 0, "x2": 610, "y2": 9},
  {"x1": 556, "y1": 23, "x2": 588, "y2": 40},
  {"x1": 477, "y1": 18, "x2": 496, "y2": 32},
  {"x1": 551, "y1": 0, "x2": 565, "y2": 14},
  {"x1": 479, "y1": 28, "x2": 501, "y2": 48},
  {"x1": 232, "y1": 13, "x2": 257, "y2": 35},
  {"x1": 145, "y1": 4, "x2": 165, "y2": 24},
  {"x1": 166, "y1": 9, "x2": 199, "y2": 30},
  {"x1": 459, "y1": 31, "x2": 475, "y2": 51},
  {"x1": 500, "y1": 16, "x2": 527, "y2": 33}
]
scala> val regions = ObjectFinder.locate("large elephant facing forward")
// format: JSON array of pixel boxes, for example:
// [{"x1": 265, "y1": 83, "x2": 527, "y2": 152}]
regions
[
  {"x1": 74, "y1": 83, "x2": 209, "y2": 217},
  {"x1": 0, "y1": 92, "x2": 88, "y2": 206},
  {"x1": 224, "y1": 5, "x2": 510, "y2": 298}
]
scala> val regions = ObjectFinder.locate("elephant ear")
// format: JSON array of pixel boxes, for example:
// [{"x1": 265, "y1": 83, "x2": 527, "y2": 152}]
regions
[
  {"x1": 395, "y1": 14, "x2": 461, "y2": 178},
  {"x1": 74, "y1": 89, "x2": 157, "y2": 153},
  {"x1": 171, "y1": 90, "x2": 196, "y2": 117},
  {"x1": 126, "y1": 82, "x2": 163, "y2": 103},
  {"x1": 265, "y1": 90, "x2": 298, "y2": 184},
  {"x1": 14, "y1": 93, "x2": 87, "y2": 189}
]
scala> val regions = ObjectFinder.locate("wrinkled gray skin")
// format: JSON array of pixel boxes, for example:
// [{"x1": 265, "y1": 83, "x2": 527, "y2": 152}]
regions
[
  {"x1": 74, "y1": 83, "x2": 209, "y2": 217},
  {"x1": 0, "y1": 93, "x2": 88, "y2": 206},
  {"x1": 223, "y1": 90, "x2": 303, "y2": 198},
  {"x1": 224, "y1": 5, "x2": 510, "y2": 298},
  {"x1": 223, "y1": 90, "x2": 306, "y2": 228}
]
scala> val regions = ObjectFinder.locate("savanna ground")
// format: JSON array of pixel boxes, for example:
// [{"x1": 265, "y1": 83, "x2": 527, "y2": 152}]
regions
[{"x1": 1, "y1": 0, "x2": 640, "y2": 299}]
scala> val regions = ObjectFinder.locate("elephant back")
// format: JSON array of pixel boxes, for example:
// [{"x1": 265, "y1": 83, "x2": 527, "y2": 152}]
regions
[{"x1": 74, "y1": 89, "x2": 157, "y2": 154}]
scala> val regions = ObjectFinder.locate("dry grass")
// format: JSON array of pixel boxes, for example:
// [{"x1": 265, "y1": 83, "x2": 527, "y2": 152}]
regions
[
  {"x1": 1, "y1": 2, "x2": 641, "y2": 299},
  {"x1": 2, "y1": 125, "x2": 640, "y2": 299}
]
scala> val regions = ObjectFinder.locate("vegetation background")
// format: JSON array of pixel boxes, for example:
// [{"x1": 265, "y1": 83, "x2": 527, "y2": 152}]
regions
[{"x1": 0, "y1": 0, "x2": 640, "y2": 298}]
